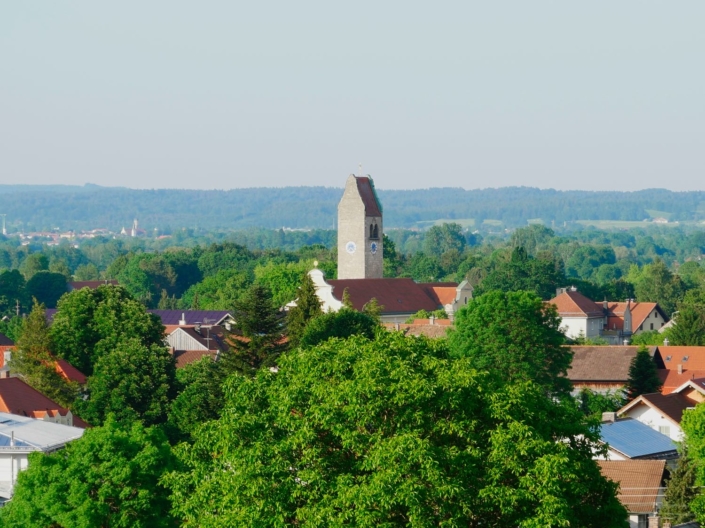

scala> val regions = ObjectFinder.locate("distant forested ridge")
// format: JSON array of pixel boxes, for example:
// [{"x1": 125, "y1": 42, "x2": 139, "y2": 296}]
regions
[{"x1": 1, "y1": 184, "x2": 705, "y2": 231}]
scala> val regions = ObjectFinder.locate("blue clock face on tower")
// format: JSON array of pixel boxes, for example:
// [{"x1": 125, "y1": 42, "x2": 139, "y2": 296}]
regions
[
  {"x1": 370, "y1": 242, "x2": 378, "y2": 254},
  {"x1": 346, "y1": 241, "x2": 356, "y2": 254}
]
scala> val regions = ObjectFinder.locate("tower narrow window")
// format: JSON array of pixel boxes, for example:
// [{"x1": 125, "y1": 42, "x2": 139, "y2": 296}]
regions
[{"x1": 370, "y1": 224, "x2": 374, "y2": 239}]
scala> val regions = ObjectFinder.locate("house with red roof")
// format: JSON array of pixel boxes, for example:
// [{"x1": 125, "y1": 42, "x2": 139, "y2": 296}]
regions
[
  {"x1": 654, "y1": 346, "x2": 705, "y2": 394},
  {"x1": 0, "y1": 378, "x2": 87, "y2": 428},
  {"x1": 617, "y1": 376, "x2": 705, "y2": 442},
  {"x1": 548, "y1": 287, "x2": 668, "y2": 344}
]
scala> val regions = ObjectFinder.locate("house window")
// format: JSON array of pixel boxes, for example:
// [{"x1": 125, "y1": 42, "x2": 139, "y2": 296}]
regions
[
  {"x1": 659, "y1": 425, "x2": 671, "y2": 437},
  {"x1": 639, "y1": 324, "x2": 643, "y2": 331},
  {"x1": 650, "y1": 323, "x2": 654, "y2": 330}
]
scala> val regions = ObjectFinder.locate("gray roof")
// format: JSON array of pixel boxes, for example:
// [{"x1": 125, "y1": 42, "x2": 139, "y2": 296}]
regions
[
  {"x1": 600, "y1": 419, "x2": 677, "y2": 459},
  {"x1": 0, "y1": 412, "x2": 84, "y2": 452},
  {"x1": 148, "y1": 310, "x2": 232, "y2": 326},
  {"x1": 0, "y1": 333, "x2": 13, "y2": 347}
]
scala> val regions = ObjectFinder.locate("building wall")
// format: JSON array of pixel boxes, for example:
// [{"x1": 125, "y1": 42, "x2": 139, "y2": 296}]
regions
[
  {"x1": 622, "y1": 405, "x2": 683, "y2": 441},
  {"x1": 635, "y1": 309, "x2": 666, "y2": 333},
  {"x1": 0, "y1": 451, "x2": 30, "y2": 500}
]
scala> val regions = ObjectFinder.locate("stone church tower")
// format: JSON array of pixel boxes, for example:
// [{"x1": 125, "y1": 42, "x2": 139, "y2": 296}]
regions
[{"x1": 337, "y1": 174, "x2": 383, "y2": 279}]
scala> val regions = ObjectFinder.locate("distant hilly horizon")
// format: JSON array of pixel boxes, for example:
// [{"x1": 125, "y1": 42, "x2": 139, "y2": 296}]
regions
[
  {"x1": 0, "y1": 183, "x2": 692, "y2": 193},
  {"x1": 1, "y1": 184, "x2": 705, "y2": 232}
]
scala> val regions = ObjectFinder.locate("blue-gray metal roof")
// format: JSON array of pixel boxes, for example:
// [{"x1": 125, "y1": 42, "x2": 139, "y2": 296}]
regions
[{"x1": 600, "y1": 419, "x2": 677, "y2": 458}]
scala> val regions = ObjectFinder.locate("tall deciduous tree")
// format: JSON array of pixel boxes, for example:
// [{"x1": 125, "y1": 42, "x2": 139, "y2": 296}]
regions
[
  {"x1": 9, "y1": 300, "x2": 77, "y2": 408},
  {"x1": 299, "y1": 307, "x2": 377, "y2": 348},
  {"x1": 448, "y1": 290, "x2": 573, "y2": 397},
  {"x1": 76, "y1": 338, "x2": 176, "y2": 427},
  {"x1": 25, "y1": 271, "x2": 67, "y2": 308},
  {"x1": 167, "y1": 357, "x2": 225, "y2": 443},
  {"x1": 164, "y1": 332, "x2": 626, "y2": 527},
  {"x1": 476, "y1": 247, "x2": 566, "y2": 300},
  {"x1": 669, "y1": 301, "x2": 705, "y2": 346},
  {"x1": 286, "y1": 272, "x2": 323, "y2": 348},
  {"x1": 0, "y1": 417, "x2": 176, "y2": 528},
  {"x1": 50, "y1": 285, "x2": 165, "y2": 375},
  {"x1": 223, "y1": 283, "x2": 285, "y2": 375}
]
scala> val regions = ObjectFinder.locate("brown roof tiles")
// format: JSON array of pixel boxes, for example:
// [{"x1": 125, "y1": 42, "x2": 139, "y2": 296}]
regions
[
  {"x1": 327, "y1": 278, "x2": 442, "y2": 314},
  {"x1": 567, "y1": 346, "x2": 651, "y2": 382},
  {"x1": 355, "y1": 177, "x2": 382, "y2": 217},
  {"x1": 598, "y1": 460, "x2": 667, "y2": 514}
]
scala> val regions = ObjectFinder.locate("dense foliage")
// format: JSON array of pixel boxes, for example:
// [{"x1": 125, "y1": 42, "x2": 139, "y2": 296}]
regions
[
  {"x1": 0, "y1": 418, "x2": 177, "y2": 528},
  {"x1": 448, "y1": 290, "x2": 573, "y2": 397},
  {"x1": 165, "y1": 332, "x2": 627, "y2": 527}
]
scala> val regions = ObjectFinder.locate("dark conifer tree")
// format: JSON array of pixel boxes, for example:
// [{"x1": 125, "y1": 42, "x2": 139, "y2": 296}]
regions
[
  {"x1": 286, "y1": 273, "x2": 322, "y2": 348},
  {"x1": 661, "y1": 450, "x2": 698, "y2": 525},
  {"x1": 625, "y1": 346, "x2": 662, "y2": 401},
  {"x1": 223, "y1": 284, "x2": 285, "y2": 375}
]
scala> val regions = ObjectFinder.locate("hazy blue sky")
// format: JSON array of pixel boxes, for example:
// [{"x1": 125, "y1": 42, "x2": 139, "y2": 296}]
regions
[{"x1": 2, "y1": 2, "x2": 703, "y2": 191}]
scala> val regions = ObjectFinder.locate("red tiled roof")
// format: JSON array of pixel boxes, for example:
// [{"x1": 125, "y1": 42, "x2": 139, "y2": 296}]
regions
[
  {"x1": 327, "y1": 278, "x2": 441, "y2": 314},
  {"x1": 0, "y1": 377, "x2": 87, "y2": 428},
  {"x1": 598, "y1": 460, "x2": 667, "y2": 514},
  {"x1": 608, "y1": 302, "x2": 666, "y2": 330},
  {"x1": 383, "y1": 323, "x2": 450, "y2": 339},
  {"x1": 173, "y1": 350, "x2": 217, "y2": 368},
  {"x1": 620, "y1": 392, "x2": 694, "y2": 426},
  {"x1": 54, "y1": 359, "x2": 87, "y2": 385},
  {"x1": 355, "y1": 177, "x2": 382, "y2": 217},
  {"x1": 409, "y1": 318, "x2": 452, "y2": 326},
  {"x1": 549, "y1": 290, "x2": 604, "y2": 317},
  {"x1": 418, "y1": 284, "x2": 457, "y2": 306},
  {"x1": 659, "y1": 369, "x2": 705, "y2": 394},
  {"x1": 656, "y1": 346, "x2": 705, "y2": 371}
]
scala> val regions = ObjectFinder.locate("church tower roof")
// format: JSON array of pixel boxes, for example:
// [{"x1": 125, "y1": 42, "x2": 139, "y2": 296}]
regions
[{"x1": 354, "y1": 176, "x2": 383, "y2": 217}]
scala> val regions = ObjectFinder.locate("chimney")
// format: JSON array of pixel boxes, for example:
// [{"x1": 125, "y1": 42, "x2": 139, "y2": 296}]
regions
[
  {"x1": 430, "y1": 315, "x2": 435, "y2": 325},
  {"x1": 664, "y1": 338, "x2": 669, "y2": 346},
  {"x1": 179, "y1": 313, "x2": 186, "y2": 326},
  {"x1": 603, "y1": 299, "x2": 608, "y2": 310},
  {"x1": 623, "y1": 339, "x2": 629, "y2": 345},
  {"x1": 395, "y1": 322, "x2": 400, "y2": 331},
  {"x1": 602, "y1": 412, "x2": 617, "y2": 423},
  {"x1": 678, "y1": 364, "x2": 683, "y2": 375}
]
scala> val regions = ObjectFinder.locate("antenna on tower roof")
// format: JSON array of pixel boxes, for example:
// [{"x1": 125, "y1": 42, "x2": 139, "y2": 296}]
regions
[{"x1": 358, "y1": 163, "x2": 363, "y2": 176}]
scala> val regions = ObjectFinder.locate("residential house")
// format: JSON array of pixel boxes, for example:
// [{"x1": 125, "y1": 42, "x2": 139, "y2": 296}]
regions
[
  {"x1": 548, "y1": 288, "x2": 667, "y2": 344},
  {"x1": 598, "y1": 416, "x2": 678, "y2": 463},
  {"x1": 654, "y1": 346, "x2": 705, "y2": 394},
  {"x1": 598, "y1": 460, "x2": 668, "y2": 528},
  {"x1": 0, "y1": 378, "x2": 87, "y2": 428},
  {"x1": 567, "y1": 346, "x2": 655, "y2": 395},
  {"x1": 0, "y1": 412, "x2": 84, "y2": 502},
  {"x1": 166, "y1": 324, "x2": 229, "y2": 368},
  {"x1": 617, "y1": 386, "x2": 702, "y2": 442},
  {"x1": 149, "y1": 310, "x2": 234, "y2": 330}
]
